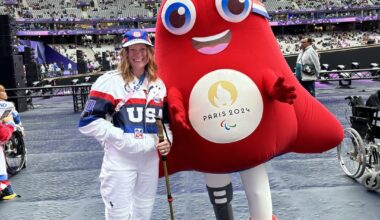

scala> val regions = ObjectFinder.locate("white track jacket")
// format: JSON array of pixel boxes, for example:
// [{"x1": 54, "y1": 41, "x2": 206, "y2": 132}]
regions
[{"x1": 78, "y1": 70, "x2": 172, "y2": 170}]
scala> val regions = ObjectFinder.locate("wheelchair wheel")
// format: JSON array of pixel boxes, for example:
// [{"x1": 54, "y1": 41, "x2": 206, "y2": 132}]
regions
[
  {"x1": 4, "y1": 131, "x2": 27, "y2": 175},
  {"x1": 361, "y1": 172, "x2": 380, "y2": 191},
  {"x1": 337, "y1": 128, "x2": 366, "y2": 178}
]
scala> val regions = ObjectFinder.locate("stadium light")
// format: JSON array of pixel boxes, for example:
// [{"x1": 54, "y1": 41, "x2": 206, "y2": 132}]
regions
[
  {"x1": 319, "y1": 64, "x2": 330, "y2": 79},
  {"x1": 42, "y1": 79, "x2": 54, "y2": 96},
  {"x1": 71, "y1": 79, "x2": 80, "y2": 85},
  {"x1": 337, "y1": 65, "x2": 346, "y2": 70},
  {"x1": 45, "y1": 79, "x2": 55, "y2": 86},
  {"x1": 337, "y1": 64, "x2": 350, "y2": 80},
  {"x1": 351, "y1": 62, "x2": 359, "y2": 69},
  {"x1": 370, "y1": 63, "x2": 379, "y2": 69},
  {"x1": 84, "y1": 76, "x2": 91, "y2": 83},
  {"x1": 370, "y1": 63, "x2": 380, "y2": 77},
  {"x1": 337, "y1": 64, "x2": 351, "y2": 87},
  {"x1": 32, "y1": 81, "x2": 41, "y2": 87}
]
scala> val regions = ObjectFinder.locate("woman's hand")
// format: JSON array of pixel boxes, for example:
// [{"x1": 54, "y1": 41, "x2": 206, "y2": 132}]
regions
[{"x1": 157, "y1": 140, "x2": 171, "y2": 156}]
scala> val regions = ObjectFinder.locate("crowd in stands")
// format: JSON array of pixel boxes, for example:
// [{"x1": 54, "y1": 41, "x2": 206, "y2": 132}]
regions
[
  {"x1": 277, "y1": 30, "x2": 380, "y2": 55},
  {"x1": 88, "y1": 0, "x2": 152, "y2": 19},
  {"x1": 290, "y1": 0, "x2": 376, "y2": 10},
  {"x1": 46, "y1": 30, "x2": 380, "y2": 71},
  {"x1": 1, "y1": 0, "x2": 379, "y2": 20},
  {"x1": 262, "y1": 0, "x2": 296, "y2": 11},
  {"x1": 0, "y1": 0, "x2": 155, "y2": 20},
  {"x1": 263, "y1": 0, "x2": 379, "y2": 11},
  {"x1": 32, "y1": 29, "x2": 379, "y2": 79}
]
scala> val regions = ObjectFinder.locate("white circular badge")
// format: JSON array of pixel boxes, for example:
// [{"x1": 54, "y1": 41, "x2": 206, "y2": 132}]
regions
[{"x1": 189, "y1": 69, "x2": 263, "y2": 143}]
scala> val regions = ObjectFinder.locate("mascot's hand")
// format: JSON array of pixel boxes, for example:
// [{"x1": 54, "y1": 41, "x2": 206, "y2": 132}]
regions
[
  {"x1": 170, "y1": 104, "x2": 191, "y2": 130},
  {"x1": 271, "y1": 77, "x2": 296, "y2": 104}
]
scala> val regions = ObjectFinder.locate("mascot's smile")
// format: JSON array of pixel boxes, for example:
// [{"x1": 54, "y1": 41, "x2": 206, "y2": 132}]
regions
[{"x1": 192, "y1": 29, "x2": 231, "y2": 55}]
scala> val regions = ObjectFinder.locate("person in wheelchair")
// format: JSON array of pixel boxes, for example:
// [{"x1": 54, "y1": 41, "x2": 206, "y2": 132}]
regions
[
  {"x1": 365, "y1": 90, "x2": 380, "y2": 141},
  {"x1": 0, "y1": 114, "x2": 17, "y2": 200},
  {"x1": 347, "y1": 91, "x2": 380, "y2": 141},
  {"x1": 0, "y1": 85, "x2": 22, "y2": 127},
  {"x1": 366, "y1": 90, "x2": 380, "y2": 109}
]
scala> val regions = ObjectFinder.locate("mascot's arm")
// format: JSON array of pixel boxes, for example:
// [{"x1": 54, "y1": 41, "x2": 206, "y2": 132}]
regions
[
  {"x1": 168, "y1": 87, "x2": 191, "y2": 130},
  {"x1": 0, "y1": 117, "x2": 14, "y2": 143},
  {"x1": 265, "y1": 74, "x2": 296, "y2": 104}
]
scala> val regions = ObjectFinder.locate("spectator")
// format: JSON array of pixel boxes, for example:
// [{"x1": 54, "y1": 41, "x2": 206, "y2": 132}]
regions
[
  {"x1": 60, "y1": 62, "x2": 65, "y2": 73},
  {"x1": 295, "y1": 37, "x2": 321, "y2": 97},
  {"x1": 67, "y1": 62, "x2": 73, "y2": 75},
  {"x1": 40, "y1": 64, "x2": 46, "y2": 79},
  {"x1": 48, "y1": 63, "x2": 54, "y2": 76}
]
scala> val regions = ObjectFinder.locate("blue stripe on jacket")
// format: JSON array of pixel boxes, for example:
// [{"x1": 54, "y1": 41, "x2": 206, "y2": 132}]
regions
[
  {"x1": 78, "y1": 115, "x2": 100, "y2": 127},
  {"x1": 78, "y1": 96, "x2": 114, "y2": 128}
]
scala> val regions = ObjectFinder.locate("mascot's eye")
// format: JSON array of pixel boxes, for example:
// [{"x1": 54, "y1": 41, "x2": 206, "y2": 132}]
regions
[
  {"x1": 161, "y1": 0, "x2": 196, "y2": 35},
  {"x1": 215, "y1": 0, "x2": 252, "y2": 23}
]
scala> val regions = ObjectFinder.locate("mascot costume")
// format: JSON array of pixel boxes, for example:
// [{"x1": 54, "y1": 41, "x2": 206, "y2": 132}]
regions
[{"x1": 154, "y1": 0, "x2": 344, "y2": 219}]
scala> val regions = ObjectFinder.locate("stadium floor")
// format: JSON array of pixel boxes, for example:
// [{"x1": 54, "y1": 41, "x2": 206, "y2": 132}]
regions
[{"x1": 0, "y1": 79, "x2": 379, "y2": 220}]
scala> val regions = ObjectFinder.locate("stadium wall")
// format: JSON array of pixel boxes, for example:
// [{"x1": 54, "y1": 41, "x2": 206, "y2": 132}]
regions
[{"x1": 285, "y1": 45, "x2": 380, "y2": 70}]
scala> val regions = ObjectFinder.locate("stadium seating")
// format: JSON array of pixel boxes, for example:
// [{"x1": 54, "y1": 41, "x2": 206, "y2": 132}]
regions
[
  {"x1": 0, "y1": 0, "x2": 379, "y2": 59},
  {"x1": 277, "y1": 31, "x2": 379, "y2": 55},
  {"x1": 1, "y1": 0, "x2": 379, "y2": 19},
  {"x1": 262, "y1": 0, "x2": 296, "y2": 11}
]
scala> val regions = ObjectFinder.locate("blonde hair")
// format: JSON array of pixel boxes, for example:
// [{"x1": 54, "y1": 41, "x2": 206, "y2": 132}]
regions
[
  {"x1": 0, "y1": 84, "x2": 8, "y2": 100},
  {"x1": 117, "y1": 45, "x2": 158, "y2": 83}
]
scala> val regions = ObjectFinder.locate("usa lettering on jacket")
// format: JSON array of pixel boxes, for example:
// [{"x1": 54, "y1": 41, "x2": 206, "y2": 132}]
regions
[{"x1": 124, "y1": 106, "x2": 163, "y2": 124}]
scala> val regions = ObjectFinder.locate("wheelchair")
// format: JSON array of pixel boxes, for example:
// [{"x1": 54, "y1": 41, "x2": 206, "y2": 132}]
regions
[
  {"x1": 3, "y1": 125, "x2": 27, "y2": 175},
  {"x1": 337, "y1": 96, "x2": 380, "y2": 191}
]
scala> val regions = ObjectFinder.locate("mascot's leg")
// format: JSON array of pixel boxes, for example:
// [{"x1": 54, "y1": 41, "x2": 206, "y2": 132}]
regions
[
  {"x1": 204, "y1": 173, "x2": 234, "y2": 220},
  {"x1": 240, "y1": 164, "x2": 275, "y2": 220}
]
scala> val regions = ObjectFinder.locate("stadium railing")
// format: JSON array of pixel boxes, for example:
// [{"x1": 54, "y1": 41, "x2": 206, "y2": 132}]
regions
[{"x1": 6, "y1": 84, "x2": 92, "y2": 113}]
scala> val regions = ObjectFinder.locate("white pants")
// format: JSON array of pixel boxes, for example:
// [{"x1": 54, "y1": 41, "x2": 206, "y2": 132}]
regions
[
  {"x1": 0, "y1": 146, "x2": 7, "y2": 180},
  {"x1": 204, "y1": 164, "x2": 273, "y2": 220},
  {"x1": 100, "y1": 149, "x2": 159, "y2": 220}
]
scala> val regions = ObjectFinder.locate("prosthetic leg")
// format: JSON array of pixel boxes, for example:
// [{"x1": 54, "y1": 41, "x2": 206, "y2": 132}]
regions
[
  {"x1": 205, "y1": 173, "x2": 234, "y2": 220},
  {"x1": 205, "y1": 164, "x2": 276, "y2": 220}
]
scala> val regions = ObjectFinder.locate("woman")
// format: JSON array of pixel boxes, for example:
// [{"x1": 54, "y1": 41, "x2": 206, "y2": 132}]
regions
[{"x1": 78, "y1": 29, "x2": 172, "y2": 220}]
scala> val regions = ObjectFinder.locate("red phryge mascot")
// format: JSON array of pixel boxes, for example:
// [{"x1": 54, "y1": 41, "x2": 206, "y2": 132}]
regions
[{"x1": 155, "y1": 0, "x2": 343, "y2": 219}]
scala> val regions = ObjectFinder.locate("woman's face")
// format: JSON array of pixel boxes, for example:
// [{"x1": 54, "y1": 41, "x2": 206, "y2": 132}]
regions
[
  {"x1": 0, "y1": 91, "x2": 7, "y2": 100},
  {"x1": 127, "y1": 43, "x2": 149, "y2": 71}
]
